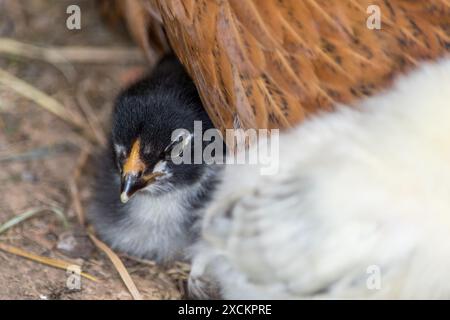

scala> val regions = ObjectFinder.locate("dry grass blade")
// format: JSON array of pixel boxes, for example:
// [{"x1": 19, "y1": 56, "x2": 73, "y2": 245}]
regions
[
  {"x1": 76, "y1": 81, "x2": 107, "y2": 146},
  {"x1": 0, "y1": 143, "x2": 73, "y2": 163},
  {"x1": 88, "y1": 233, "x2": 143, "y2": 300},
  {"x1": 68, "y1": 180, "x2": 85, "y2": 227},
  {"x1": 0, "y1": 38, "x2": 145, "y2": 64},
  {"x1": 0, "y1": 243, "x2": 99, "y2": 282},
  {"x1": 69, "y1": 150, "x2": 90, "y2": 226},
  {"x1": 0, "y1": 68, "x2": 86, "y2": 131},
  {"x1": 0, "y1": 206, "x2": 69, "y2": 235}
]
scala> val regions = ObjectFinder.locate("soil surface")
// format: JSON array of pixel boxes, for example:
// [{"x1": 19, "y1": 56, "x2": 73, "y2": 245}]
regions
[{"x1": 0, "y1": 0, "x2": 186, "y2": 299}]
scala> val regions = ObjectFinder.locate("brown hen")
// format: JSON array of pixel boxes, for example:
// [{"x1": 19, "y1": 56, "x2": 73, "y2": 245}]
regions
[{"x1": 99, "y1": 0, "x2": 450, "y2": 135}]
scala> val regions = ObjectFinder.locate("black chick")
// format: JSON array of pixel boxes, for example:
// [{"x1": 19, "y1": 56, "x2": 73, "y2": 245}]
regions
[{"x1": 89, "y1": 55, "x2": 223, "y2": 264}]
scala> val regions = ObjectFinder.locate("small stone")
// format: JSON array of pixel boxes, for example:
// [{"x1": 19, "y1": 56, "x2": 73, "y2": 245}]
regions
[
  {"x1": 57, "y1": 228, "x2": 94, "y2": 259},
  {"x1": 21, "y1": 171, "x2": 38, "y2": 183}
]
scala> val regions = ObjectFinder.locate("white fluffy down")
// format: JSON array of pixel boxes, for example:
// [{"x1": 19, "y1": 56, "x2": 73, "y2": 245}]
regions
[{"x1": 190, "y1": 58, "x2": 450, "y2": 299}]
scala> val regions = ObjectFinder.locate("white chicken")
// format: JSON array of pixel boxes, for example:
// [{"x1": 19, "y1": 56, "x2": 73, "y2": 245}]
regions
[{"x1": 188, "y1": 58, "x2": 450, "y2": 299}]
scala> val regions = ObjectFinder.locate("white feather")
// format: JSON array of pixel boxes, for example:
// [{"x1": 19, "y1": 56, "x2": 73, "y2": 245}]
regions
[
  {"x1": 108, "y1": 188, "x2": 192, "y2": 260},
  {"x1": 190, "y1": 58, "x2": 450, "y2": 299}
]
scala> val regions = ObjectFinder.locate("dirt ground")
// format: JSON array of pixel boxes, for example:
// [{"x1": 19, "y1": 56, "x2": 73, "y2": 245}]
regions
[{"x1": 0, "y1": 0, "x2": 187, "y2": 299}]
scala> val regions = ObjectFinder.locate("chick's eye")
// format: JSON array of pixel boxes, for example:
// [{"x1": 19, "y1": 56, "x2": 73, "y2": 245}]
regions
[
  {"x1": 116, "y1": 152, "x2": 126, "y2": 172},
  {"x1": 119, "y1": 152, "x2": 126, "y2": 163}
]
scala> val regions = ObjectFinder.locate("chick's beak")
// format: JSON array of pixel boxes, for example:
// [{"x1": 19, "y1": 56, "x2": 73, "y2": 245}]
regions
[
  {"x1": 119, "y1": 140, "x2": 165, "y2": 204},
  {"x1": 120, "y1": 173, "x2": 142, "y2": 204},
  {"x1": 120, "y1": 171, "x2": 165, "y2": 203},
  {"x1": 120, "y1": 139, "x2": 147, "y2": 204}
]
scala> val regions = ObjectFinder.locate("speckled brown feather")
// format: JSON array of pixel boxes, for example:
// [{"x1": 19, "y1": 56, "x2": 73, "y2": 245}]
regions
[{"x1": 100, "y1": 0, "x2": 450, "y2": 138}]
